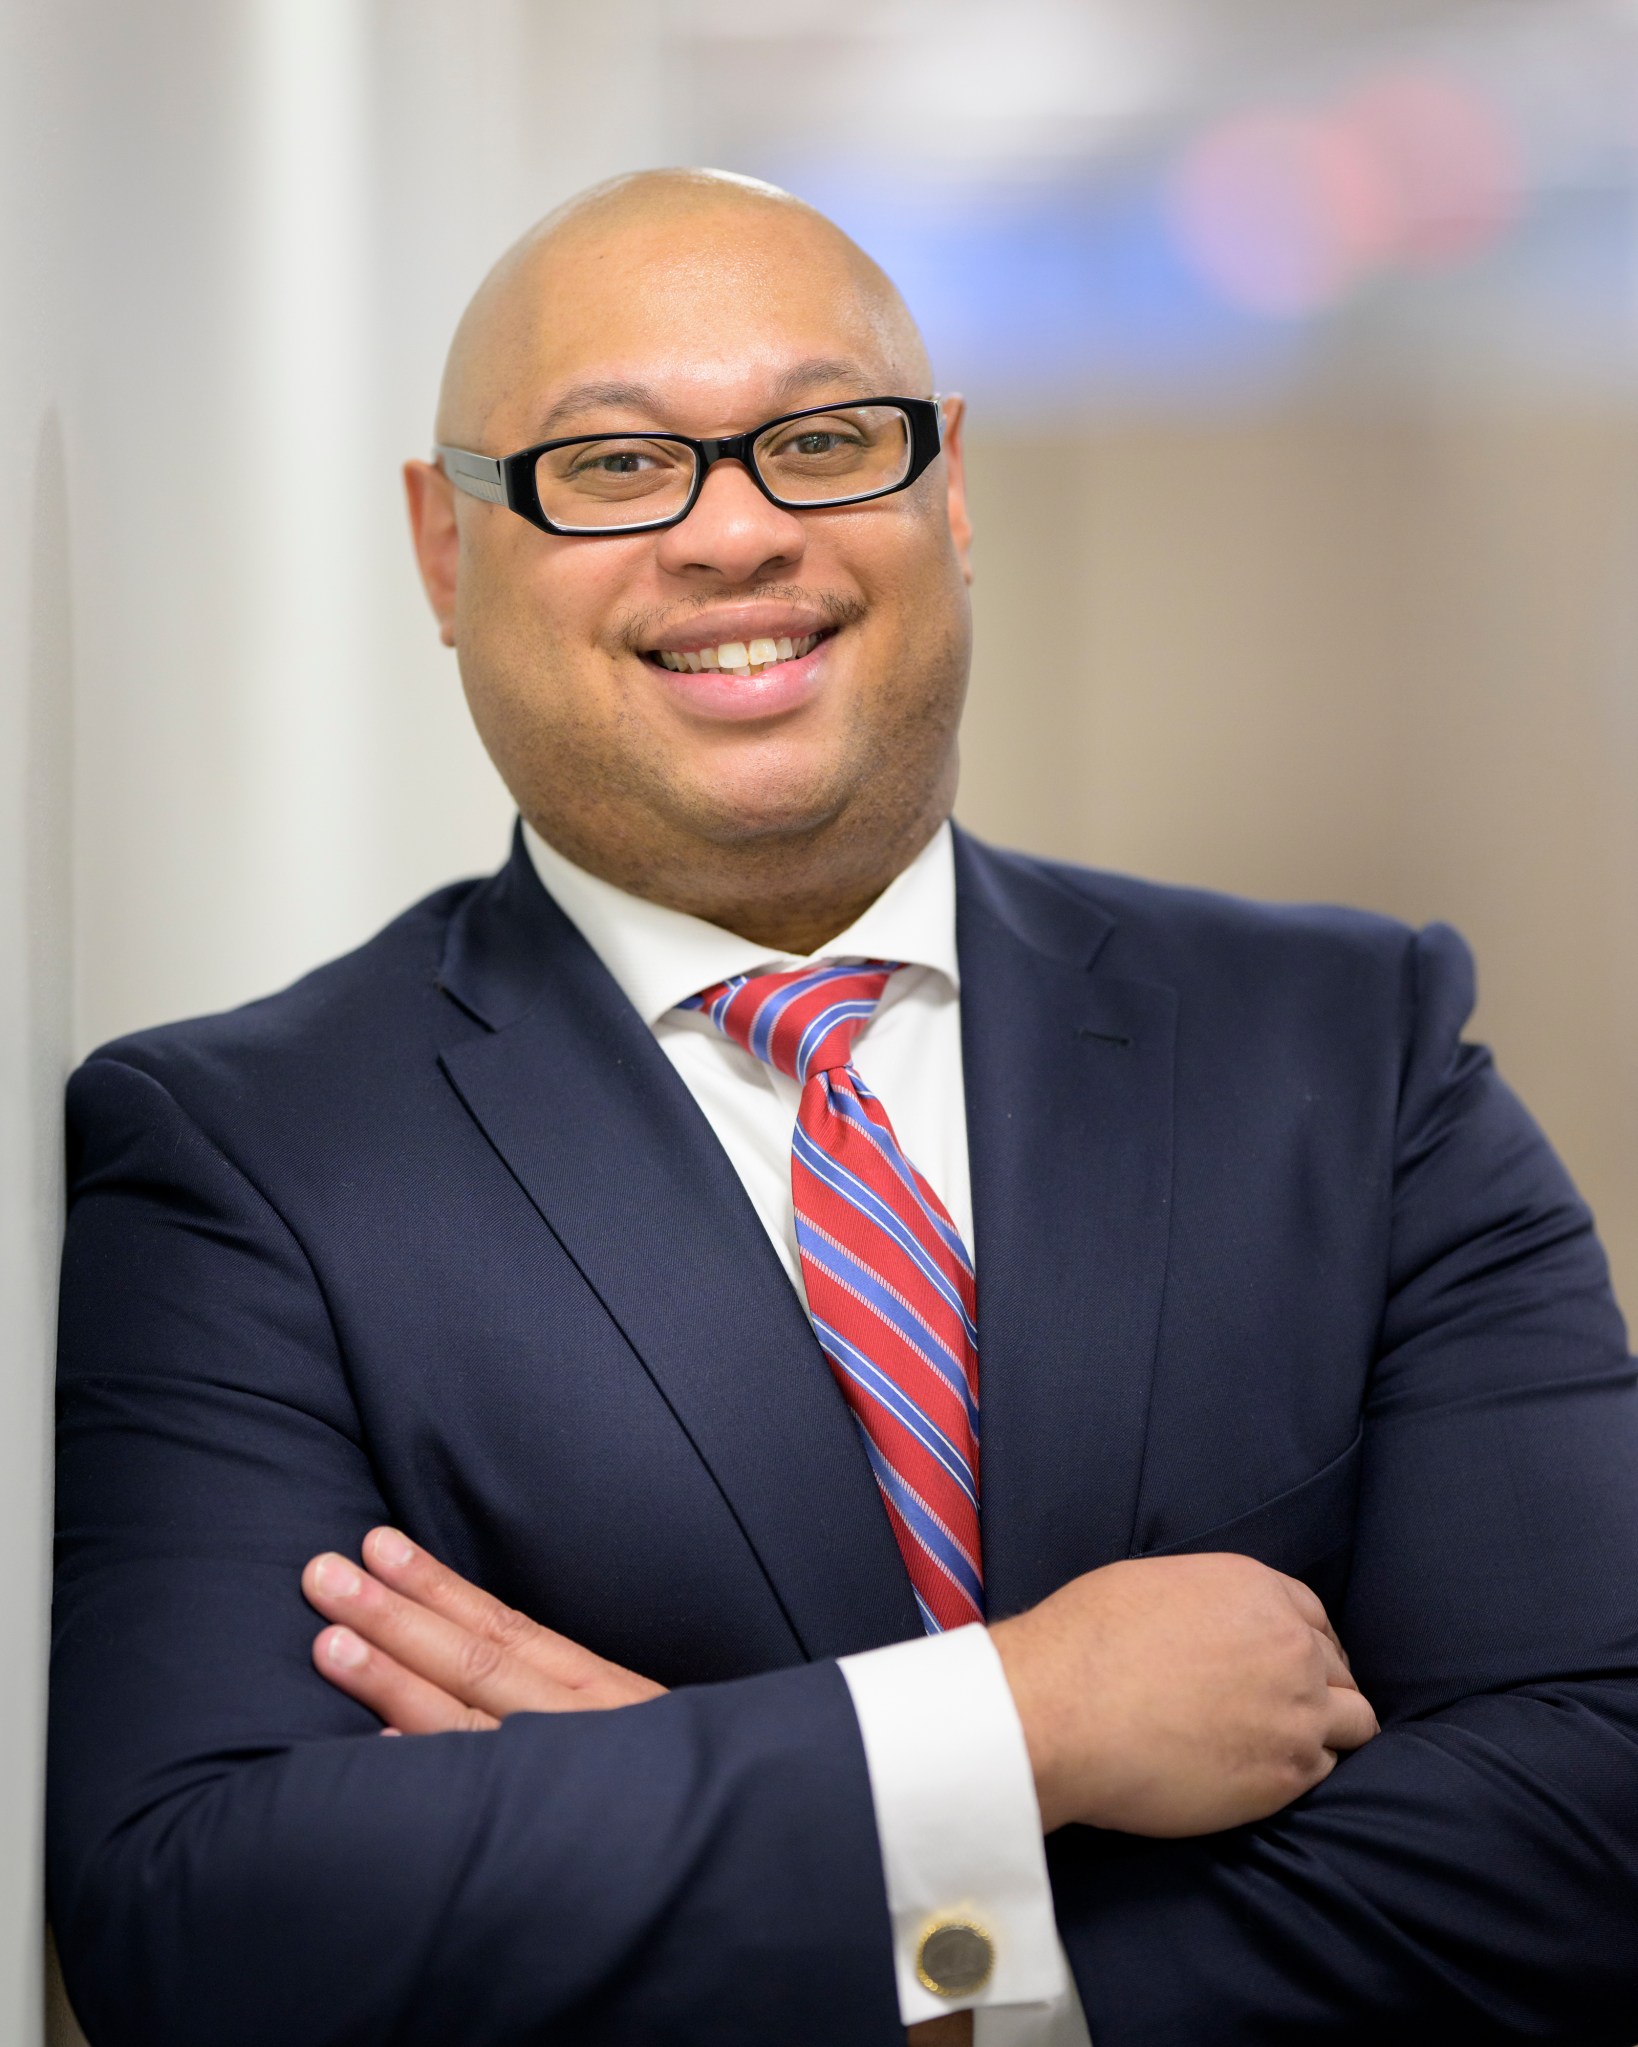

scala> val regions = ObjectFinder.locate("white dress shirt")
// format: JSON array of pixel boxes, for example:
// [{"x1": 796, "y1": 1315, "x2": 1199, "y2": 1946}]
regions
[{"x1": 522, "y1": 819, "x2": 1091, "y2": 2044}]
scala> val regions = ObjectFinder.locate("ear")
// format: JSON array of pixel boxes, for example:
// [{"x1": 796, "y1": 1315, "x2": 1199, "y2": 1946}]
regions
[
  {"x1": 936, "y1": 395, "x2": 974, "y2": 586},
  {"x1": 404, "y1": 458, "x2": 460, "y2": 648}
]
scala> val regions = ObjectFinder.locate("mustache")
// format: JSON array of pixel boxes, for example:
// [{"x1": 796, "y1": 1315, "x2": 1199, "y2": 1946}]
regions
[{"x1": 616, "y1": 585, "x2": 866, "y2": 653}]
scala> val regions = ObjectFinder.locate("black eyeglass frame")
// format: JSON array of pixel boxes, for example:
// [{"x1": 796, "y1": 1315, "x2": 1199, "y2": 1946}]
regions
[{"x1": 434, "y1": 395, "x2": 944, "y2": 537}]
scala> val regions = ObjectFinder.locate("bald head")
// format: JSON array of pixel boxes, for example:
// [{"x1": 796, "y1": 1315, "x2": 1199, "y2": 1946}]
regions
[{"x1": 435, "y1": 168, "x2": 932, "y2": 449}]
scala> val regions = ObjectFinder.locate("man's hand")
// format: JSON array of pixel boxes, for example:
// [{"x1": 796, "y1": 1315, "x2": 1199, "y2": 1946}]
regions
[
  {"x1": 307, "y1": 1540, "x2": 966, "y2": 2045},
  {"x1": 992, "y1": 1552, "x2": 1379, "y2": 1836},
  {"x1": 302, "y1": 1528, "x2": 665, "y2": 1731}
]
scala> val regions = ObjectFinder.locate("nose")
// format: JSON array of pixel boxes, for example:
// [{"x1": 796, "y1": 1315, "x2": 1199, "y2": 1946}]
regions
[{"x1": 653, "y1": 458, "x2": 807, "y2": 585}]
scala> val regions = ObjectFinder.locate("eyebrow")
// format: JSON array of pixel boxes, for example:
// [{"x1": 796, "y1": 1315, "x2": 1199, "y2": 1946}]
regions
[{"x1": 527, "y1": 358, "x2": 882, "y2": 441}]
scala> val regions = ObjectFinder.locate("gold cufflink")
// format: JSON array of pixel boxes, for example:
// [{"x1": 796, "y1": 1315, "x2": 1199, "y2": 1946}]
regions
[{"x1": 915, "y1": 1917, "x2": 996, "y2": 1999}]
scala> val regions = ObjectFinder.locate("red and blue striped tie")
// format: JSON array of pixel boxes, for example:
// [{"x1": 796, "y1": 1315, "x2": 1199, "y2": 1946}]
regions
[{"x1": 681, "y1": 961, "x2": 983, "y2": 1633}]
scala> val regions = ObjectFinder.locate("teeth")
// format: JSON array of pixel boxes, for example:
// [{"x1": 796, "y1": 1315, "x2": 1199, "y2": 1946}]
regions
[{"x1": 654, "y1": 632, "x2": 822, "y2": 676}]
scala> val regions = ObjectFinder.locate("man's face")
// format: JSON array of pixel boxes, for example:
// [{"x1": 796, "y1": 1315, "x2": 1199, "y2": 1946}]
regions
[{"x1": 408, "y1": 202, "x2": 974, "y2": 901}]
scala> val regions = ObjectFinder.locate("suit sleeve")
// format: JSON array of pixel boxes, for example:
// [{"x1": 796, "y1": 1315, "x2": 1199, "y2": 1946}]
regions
[
  {"x1": 1050, "y1": 923, "x2": 1638, "y2": 2045},
  {"x1": 48, "y1": 1056, "x2": 904, "y2": 2047}
]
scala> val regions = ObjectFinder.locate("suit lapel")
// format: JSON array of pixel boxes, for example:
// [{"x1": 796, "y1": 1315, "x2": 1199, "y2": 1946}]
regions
[
  {"x1": 435, "y1": 831, "x2": 922, "y2": 1661},
  {"x1": 955, "y1": 831, "x2": 1177, "y2": 1619}
]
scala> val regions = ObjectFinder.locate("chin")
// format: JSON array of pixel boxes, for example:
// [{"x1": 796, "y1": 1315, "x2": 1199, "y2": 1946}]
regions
[
  {"x1": 682, "y1": 789, "x2": 852, "y2": 850},
  {"x1": 671, "y1": 750, "x2": 865, "y2": 847}
]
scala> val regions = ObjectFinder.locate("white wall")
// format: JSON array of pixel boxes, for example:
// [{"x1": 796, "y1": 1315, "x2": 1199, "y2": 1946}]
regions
[
  {"x1": 68, "y1": 0, "x2": 676, "y2": 1054},
  {"x1": 3, "y1": 4, "x2": 94, "y2": 2031},
  {"x1": 1, "y1": 5, "x2": 673, "y2": 2037}
]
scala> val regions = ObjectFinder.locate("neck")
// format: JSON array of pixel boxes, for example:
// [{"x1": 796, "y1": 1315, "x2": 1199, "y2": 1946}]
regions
[{"x1": 528, "y1": 783, "x2": 953, "y2": 955}]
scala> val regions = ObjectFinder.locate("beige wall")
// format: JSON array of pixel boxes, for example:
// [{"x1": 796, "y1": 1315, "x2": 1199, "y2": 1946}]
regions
[{"x1": 960, "y1": 409, "x2": 1638, "y2": 1319}]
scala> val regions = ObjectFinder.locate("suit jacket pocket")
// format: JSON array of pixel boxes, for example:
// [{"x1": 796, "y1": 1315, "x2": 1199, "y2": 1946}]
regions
[{"x1": 1136, "y1": 1429, "x2": 1364, "y2": 1613}]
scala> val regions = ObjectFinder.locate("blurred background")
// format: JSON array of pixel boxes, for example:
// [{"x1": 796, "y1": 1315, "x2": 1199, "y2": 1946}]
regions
[{"x1": 4, "y1": 0, "x2": 1637, "y2": 2037}]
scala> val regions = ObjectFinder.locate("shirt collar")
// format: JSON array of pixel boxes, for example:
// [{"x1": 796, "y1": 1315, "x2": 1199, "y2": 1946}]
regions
[{"x1": 520, "y1": 818, "x2": 960, "y2": 1026}]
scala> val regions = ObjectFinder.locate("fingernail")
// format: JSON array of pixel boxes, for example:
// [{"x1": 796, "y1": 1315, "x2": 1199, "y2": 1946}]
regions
[
  {"x1": 379, "y1": 1726, "x2": 403, "y2": 1737},
  {"x1": 370, "y1": 1529, "x2": 414, "y2": 1569},
  {"x1": 326, "y1": 1628, "x2": 367, "y2": 1669},
  {"x1": 314, "y1": 1556, "x2": 362, "y2": 1598}
]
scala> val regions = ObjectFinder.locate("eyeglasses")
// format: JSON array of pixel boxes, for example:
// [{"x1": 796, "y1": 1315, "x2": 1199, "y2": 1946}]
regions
[{"x1": 434, "y1": 396, "x2": 943, "y2": 537}]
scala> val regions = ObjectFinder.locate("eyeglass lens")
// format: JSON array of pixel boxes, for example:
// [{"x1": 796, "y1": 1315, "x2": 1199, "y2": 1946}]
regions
[{"x1": 532, "y1": 404, "x2": 914, "y2": 531}]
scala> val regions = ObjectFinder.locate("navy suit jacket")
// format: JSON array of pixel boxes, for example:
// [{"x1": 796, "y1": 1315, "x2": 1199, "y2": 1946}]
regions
[{"x1": 49, "y1": 826, "x2": 1638, "y2": 2045}]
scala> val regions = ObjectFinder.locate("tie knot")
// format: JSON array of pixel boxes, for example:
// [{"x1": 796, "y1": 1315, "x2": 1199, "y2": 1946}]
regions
[{"x1": 681, "y1": 960, "x2": 898, "y2": 1084}]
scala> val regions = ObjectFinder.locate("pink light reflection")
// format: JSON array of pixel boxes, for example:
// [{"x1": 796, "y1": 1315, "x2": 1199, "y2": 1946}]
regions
[
  {"x1": 1339, "y1": 71, "x2": 1520, "y2": 268},
  {"x1": 1168, "y1": 70, "x2": 1521, "y2": 321},
  {"x1": 1169, "y1": 111, "x2": 1395, "y2": 318}
]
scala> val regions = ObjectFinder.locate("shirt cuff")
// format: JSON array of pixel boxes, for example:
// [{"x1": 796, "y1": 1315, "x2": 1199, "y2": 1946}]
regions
[{"x1": 839, "y1": 1624, "x2": 1069, "y2": 2027}]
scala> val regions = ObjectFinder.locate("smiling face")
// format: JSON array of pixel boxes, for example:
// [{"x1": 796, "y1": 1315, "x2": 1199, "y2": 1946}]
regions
[{"x1": 406, "y1": 173, "x2": 974, "y2": 948}]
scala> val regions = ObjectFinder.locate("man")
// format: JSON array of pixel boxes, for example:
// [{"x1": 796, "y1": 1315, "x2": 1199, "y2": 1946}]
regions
[{"x1": 48, "y1": 168, "x2": 1638, "y2": 2046}]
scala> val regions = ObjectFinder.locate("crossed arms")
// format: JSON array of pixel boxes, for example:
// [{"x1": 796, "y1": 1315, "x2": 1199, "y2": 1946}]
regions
[
  {"x1": 300, "y1": 1528, "x2": 1374, "y2": 1835},
  {"x1": 300, "y1": 1525, "x2": 1377, "y2": 2047}
]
